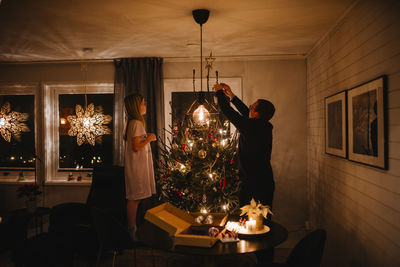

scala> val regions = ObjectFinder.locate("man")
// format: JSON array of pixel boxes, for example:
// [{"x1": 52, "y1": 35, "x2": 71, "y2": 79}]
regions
[
  {"x1": 214, "y1": 83, "x2": 275, "y2": 208},
  {"x1": 214, "y1": 82, "x2": 276, "y2": 263}
]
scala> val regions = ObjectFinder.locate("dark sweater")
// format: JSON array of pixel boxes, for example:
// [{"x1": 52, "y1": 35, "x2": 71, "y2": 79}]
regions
[{"x1": 216, "y1": 90, "x2": 275, "y2": 206}]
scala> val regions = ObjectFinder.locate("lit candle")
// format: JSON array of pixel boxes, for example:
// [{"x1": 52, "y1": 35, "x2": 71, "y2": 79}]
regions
[{"x1": 246, "y1": 218, "x2": 256, "y2": 233}]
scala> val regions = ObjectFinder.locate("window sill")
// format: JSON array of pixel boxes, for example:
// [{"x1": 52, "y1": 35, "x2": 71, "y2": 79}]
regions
[
  {"x1": 45, "y1": 180, "x2": 92, "y2": 186},
  {"x1": 0, "y1": 178, "x2": 35, "y2": 185}
]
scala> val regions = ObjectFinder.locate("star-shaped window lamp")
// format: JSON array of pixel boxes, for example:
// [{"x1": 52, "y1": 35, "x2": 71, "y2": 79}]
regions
[
  {"x1": 67, "y1": 103, "x2": 112, "y2": 146},
  {"x1": 0, "y1": 102, "x2": 30, "y2": 142}
]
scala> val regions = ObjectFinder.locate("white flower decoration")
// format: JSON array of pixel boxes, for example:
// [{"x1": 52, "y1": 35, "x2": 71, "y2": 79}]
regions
[{"x1": 240, "y1": 198, "x2": 273, "y2": 219}]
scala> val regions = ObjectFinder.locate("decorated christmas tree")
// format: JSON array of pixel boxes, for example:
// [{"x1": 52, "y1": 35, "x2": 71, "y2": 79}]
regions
[{"x1": 156, "y1": 95, "x2": 241, "y2": 213}]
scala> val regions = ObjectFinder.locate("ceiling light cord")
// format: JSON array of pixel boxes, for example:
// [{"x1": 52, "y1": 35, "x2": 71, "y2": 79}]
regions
[{"x1": 200, "y1": 23, "x2": 203, "y2": 92}]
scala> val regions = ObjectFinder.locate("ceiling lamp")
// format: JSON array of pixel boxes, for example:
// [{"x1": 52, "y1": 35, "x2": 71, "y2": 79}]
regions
[
  {"x1": 193, "y1": 104, "x2": 210, "y2": 125},
  {"x1": 189, "y1": 9, "x2": 218, "y2": 125},
  {"x1": 0, "y1": 102, "x2": 30, "y2": 142},
  {"x1": 67, "y1": 63, "x2": 112, "y2": 146}
]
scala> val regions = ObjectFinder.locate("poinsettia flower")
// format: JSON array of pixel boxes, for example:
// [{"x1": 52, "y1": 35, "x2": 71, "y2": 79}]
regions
[{"x1": 240, "y1": 198, "x2": 273, "y2": 219}]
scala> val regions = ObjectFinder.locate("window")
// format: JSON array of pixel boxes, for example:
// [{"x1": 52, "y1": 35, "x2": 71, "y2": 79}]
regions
[
  {"x1": 58, "y1": 93, "x2": 113, "y2": 169},
  {"x1": 0, "y1": 83, "x2": 38, "y2": 182},
  {"x1": 44, "y1": 82, "x2": 114, "y2": 183}
]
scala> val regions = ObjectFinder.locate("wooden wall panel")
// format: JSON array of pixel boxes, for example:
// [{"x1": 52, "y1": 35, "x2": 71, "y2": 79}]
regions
[{"x1": 307, "y1": 0, "x2": 400, "y2": 266}]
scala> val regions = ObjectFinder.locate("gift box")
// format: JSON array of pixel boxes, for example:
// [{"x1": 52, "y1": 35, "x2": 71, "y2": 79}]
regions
[{"x1": 144, "y1": 203, "x2": 227, "y2": 247}]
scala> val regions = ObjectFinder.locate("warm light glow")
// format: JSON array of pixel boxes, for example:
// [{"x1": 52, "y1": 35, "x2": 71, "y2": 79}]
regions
[
  {"x1": 226, "y1": 221, "x2": 246, "y2": 233},
  {"x1": 220, "y1": 139, "x2": 227, "y2": 147},
  {"x1": 246, "y1": 218, "x2": 256, "y2": 233},
  {"x1": 201, "y1": 208, "x2": 208, "y2": 214},
  {"x1": 193, "y1": 104, "x2": 210, "y2": 125},
  {"x1": 60, "y1": 118, "x2": 67, "y2": 125},
  {"x1": 222, "y1": 204, "x2": 227, "y2": 210},
  {"x1": 0, "y1": 102, "x2": 30, "y2": 142},
  {"x1": 83, "y1": 118, "x2": 90, "y2": 127},
  {"x1": 10, "y1": 156, "x2": 15, "y2": 160},
  {"x1": 67, "y1": 103, "x2": 112, "y2": 146}
]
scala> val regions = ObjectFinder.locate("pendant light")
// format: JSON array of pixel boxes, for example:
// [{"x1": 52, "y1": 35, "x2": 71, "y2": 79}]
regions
[
  {"x1": 189, "y1": 9, "x2": 218, "y2": 125},
  {"x1": 67, "y1": 63, "x2": 112, "y2": 146},
  {"x1": 0, "y1": 101, "x2": 29, "y2": 142}
]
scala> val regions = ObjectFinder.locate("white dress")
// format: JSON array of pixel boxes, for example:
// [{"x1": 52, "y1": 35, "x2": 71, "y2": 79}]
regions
[{"x1": 124, "y1": 119, "x2": 156, "y2": 200}]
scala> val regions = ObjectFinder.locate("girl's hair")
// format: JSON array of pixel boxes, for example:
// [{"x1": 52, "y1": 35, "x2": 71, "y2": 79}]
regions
[{"x1": 123, "y1": 94, "x2": 145, "y2": 141}]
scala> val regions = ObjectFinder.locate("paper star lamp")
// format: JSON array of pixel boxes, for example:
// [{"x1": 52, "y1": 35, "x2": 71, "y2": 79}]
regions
[
  {"x1": 0, "y1": 102, "x2": 30, "y2": 142},
  {"x1": 67, "y1": 103, "x2": 112, "y2": 146}
]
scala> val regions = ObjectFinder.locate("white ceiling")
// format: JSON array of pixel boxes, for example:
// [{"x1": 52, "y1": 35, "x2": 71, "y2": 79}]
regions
[{"x1": 0, "y1": 0, "x2": 355, "y2": 63}]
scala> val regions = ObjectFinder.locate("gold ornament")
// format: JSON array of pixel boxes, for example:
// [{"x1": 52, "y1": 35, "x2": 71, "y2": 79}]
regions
[
  {"x1": 0, "y1": 102, "x2": 30, "y2": 142},
  {"x1": 67, "y1": 103, "x2": 112, "y2": 146},
  {"x1": 198, "y1": 149, "x2": 207, "y2": 159}
]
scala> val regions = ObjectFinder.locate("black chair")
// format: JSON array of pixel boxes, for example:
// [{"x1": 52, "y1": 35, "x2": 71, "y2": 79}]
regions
[
  {"x1": 257, "y1": 229, "x2": 327, "y2": 267},
  {"x1": 86, "y1": 165, "x2": 127, "y2": 221},
  {"x1": 12, "y1": 166, "x2": 128, "y2": 266},
  {"x1": 91, "y1": 206, "x2": 150, "y2": 267}
]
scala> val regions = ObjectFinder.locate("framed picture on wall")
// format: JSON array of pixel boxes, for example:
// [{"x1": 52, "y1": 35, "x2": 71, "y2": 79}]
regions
[
  {"x1": 347, "y1": 76, "x2": 387, "y2": 169},
  {"x1": 325, "y1": 91, "x2": 347, "y2": 158}
]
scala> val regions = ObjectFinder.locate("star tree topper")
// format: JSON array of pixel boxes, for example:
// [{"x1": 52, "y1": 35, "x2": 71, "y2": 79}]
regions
[
  {"x1": 67, "y1": 103, "x2": 112, "y2": 146},
  {"x1": 0, "y1": 102, "x2": 30, "y2": 142}
]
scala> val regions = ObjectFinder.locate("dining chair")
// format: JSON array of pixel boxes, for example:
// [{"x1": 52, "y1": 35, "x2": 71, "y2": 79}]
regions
[
  {"x1": 256, "y1": 229, "x2": 327, "y2": 267},
  {"x1": 91, "y1": 206, "x2": 154, "y2": 267}
]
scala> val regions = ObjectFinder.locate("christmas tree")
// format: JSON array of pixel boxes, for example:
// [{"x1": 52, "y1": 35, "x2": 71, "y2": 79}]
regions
[{"x1": 157, "y1": 96, "x2": 241, "y2": 213}]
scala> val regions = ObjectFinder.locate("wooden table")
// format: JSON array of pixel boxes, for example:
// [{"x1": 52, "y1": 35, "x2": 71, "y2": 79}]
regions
[{"x1": 138, "y1": 219, "x2": 288, "y2": 267}]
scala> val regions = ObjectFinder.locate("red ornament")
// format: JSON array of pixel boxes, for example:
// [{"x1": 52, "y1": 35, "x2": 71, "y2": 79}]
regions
[
  {"x1": 177, "y1": 191, "x2": 182, "y2": 197},
  {"x1": 220, "y1": 177, "x2": 226, "y2": 189},
  {"x1": 213, "y1": 137, "x2": 217, "y2": 142},
  {"x1": 181, "y1": 144, "x2": 186, "y2": 150},
  {"x1": 207, "y1": 133, "x2": 212, "y2": 138},
  {"x1": 230, "y1": 159, "x2": 234, "y2": 165},
  {"x1": 195, "y1": 198, "x2": 200, "y2": 203}
]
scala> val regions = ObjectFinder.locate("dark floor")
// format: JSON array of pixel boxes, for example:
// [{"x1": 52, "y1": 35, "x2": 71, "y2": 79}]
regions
[
  {"x1": 0, "y1": 246, "x2": 292, "y2": 267},
  {"x1": 0, "y1": 219, "x2": 305, "y2": 267}
]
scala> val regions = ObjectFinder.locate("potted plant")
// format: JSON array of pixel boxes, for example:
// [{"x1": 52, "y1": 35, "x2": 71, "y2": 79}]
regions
[
  {"x1": 240, "y1": 198, "x2": 273, "y2": 230},
  {"x1": 17, "y1": 184, "x2": 42, "y2": 213}
]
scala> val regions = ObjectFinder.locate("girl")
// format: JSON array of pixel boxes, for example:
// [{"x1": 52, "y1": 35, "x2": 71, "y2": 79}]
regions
[{"x1": 123, "y1": 94, "x2": 157, "y2": 240}]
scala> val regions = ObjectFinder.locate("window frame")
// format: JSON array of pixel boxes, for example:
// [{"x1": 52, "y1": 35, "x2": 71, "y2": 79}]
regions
[
  {"x1": 43, "y1": 82, "x2": 114, "y2": 184},
  {"x1": 0, "y1": 83, "x2": 40, "y2": 183}
]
